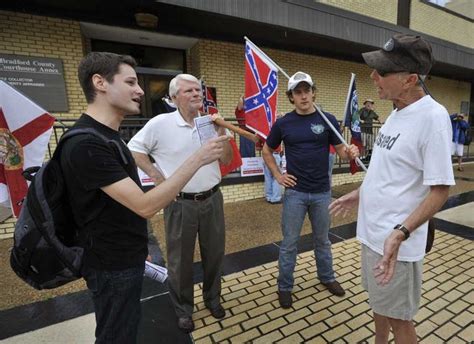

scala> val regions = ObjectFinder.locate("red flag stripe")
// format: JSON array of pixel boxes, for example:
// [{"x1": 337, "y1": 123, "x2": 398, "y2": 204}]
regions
[
  {"x1": 12, "y1": 113, "x2": 55, "y2": 147},
  {"x1": 349, "y1": 137, "x2": 364, "y2": 174},
  {"x1": 0, "y1": 108, "x2": 8, "y2": 128},
  {"x1": 0, "y1": 164, "x2": 5, "y2": 184},
  {"x1": 219, "y1": 138, "x2": 242, "y2": 176}
]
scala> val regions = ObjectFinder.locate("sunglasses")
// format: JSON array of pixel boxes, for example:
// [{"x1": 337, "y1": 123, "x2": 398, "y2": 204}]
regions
[
  {"x1": 376, "y1": 70, "x2": 404, "y2": 77},
  {"x1": 376, "y1": 69, "x2": 419, "y2": 78}
]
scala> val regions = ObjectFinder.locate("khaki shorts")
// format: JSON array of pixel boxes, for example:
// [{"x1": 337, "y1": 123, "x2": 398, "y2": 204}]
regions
[{"x1": 361, "y1": 244, "x2": 423, "y2": 321}]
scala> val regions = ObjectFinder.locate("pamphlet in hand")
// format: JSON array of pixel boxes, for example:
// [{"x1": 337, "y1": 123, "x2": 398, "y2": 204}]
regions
[
  {"x1": 144, "y1": 261, "x2": 168, "y2": 283},
  {"x1": 194, "y1": 115, "x2": 217, "y2": 145}
]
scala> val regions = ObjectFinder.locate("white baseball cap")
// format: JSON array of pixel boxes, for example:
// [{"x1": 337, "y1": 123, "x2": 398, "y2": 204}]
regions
[{"x1": 287, "y1": 71, "x2": 314, "y2": 91}]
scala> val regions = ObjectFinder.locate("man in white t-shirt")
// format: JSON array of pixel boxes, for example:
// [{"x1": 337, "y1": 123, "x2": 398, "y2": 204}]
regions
[
  {"x1": 128, "y1": 74, "x2": 232, "y2": 333},
  {"x1": 329, "y1": 34, "x2": 454, "y2": 343}
]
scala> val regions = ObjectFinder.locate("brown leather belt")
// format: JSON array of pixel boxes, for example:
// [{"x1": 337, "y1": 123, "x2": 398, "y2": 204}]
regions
[{"x1": 177, "y1": 184, "x2": 220, "y2": 201}]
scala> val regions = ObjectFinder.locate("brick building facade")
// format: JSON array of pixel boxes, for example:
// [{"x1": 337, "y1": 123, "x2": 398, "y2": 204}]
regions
[{"x1": 0, "y1": 0, "x2": 472, "y2": 237}]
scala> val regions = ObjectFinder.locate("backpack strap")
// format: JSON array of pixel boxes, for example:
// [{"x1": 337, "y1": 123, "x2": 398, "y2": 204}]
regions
[{"x1": 54, "y1": 128, "x2": 129, "y2": 165}]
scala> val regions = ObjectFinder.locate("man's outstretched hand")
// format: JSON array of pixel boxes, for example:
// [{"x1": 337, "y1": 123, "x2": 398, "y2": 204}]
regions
[{"x1": 328, "y1": 189, "x2": 360, "y2": 218}]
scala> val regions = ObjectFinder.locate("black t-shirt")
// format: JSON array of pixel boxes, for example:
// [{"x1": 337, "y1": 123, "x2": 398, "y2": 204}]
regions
[
  {"x1": 60, "y1": 114, "x2": 147, "y2": 270},
  {"x1": 266, "y1": 110, "x2": 342, "y2": 193}
]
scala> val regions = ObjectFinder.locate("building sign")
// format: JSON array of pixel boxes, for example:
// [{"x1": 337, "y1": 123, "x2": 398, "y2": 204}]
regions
[
  {"x1": 240, "y1": 157, "x2": 264, "y2": 177},
  {"x1": 0, "y1": 54, "x2": 68, "y2": 112}
]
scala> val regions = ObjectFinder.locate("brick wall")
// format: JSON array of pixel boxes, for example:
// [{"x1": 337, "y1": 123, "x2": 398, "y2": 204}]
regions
[
  {"x1": 426, "y1": 76, "x2": 471, "y2": 115},
  {"x1": 190, "y1": 39, "x2": 396, "y2": 121},
  {"x1": 332, "y1": 171, "x2": 365, "y2": 186},
  {"x1": 319, "y1": 0, "x2": 398, "y2": 24},
  {"x1": 220, "y1": 170, "x2": 365, "y2": 204},
  {"x1": 0, "y1": 11, "x2": 85, "y2": 237},
  {"x1": 221, "y1": 182, "x2": 265, "y2": 203},
  {"x1": 188, "y1": 39, "x2": 470, "y2": 124},
  {"x1": 319, "y1": 0, "x2": 473, "y2": 49},
  {"x1": 0, "y1": 12, "x2": 470, "y2": 238},
  {"x1": 0, "y1": 11, "x2": 87, "y2": 119},
  {"x1": 410, "y1": 0, "x2": 473, "y2": 49}
]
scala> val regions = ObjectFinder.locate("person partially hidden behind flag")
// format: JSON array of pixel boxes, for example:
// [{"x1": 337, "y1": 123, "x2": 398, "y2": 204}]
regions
[
  {"x1": 61, "y1": 53, "x2": 228, "y2": 343},
  {"x1": 329, "y1": 34, "x2": 455, "y2": 343},
  {"x1": 234, "y1": 96, "x2": 282, "y2": 203},
  {"x1": 263, "y1": 71, "x2": 359, "y2": 308},
  {"x1": 127, "y1": 73, "x2": 233, "y2": 333},
  {"x1": 235, "y1": 96, "x2": 257, "y2": 158}
]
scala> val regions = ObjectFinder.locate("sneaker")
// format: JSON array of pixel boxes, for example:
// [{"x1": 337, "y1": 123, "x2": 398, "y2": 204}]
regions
[
  {"x1": 206, "y1": 304, "x2": 226, "y2": 319},
  {"x1": 278, "y1": 290, "x2": 292, "y2": 308},
  {"x1": 322, "y1": 280, "x2": 345, "y2": 296},
  {"x1": 177, "y1": 316, "x2": 194, "y2": 333}
]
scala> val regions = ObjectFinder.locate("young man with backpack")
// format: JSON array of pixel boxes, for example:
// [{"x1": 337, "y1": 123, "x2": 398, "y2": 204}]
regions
[{"x1": 59, "y1": 52, "x2": 227, "y2": 343}]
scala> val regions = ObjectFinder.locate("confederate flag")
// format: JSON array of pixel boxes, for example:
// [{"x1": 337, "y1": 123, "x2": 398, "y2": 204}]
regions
[
  {"x1": 0, "y1": 81, "x2": 54, "y2": 216},
  {"x1": 244, "y1": 40, "x2": 278, "y2": 139},
  {"x1": 199, "y1": 80, "x2": 218, "y2": 115}
]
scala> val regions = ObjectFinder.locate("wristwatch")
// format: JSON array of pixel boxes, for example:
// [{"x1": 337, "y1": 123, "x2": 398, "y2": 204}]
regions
[{"x1": 394, "y1": 224, "x2": 410, "y2": 241}]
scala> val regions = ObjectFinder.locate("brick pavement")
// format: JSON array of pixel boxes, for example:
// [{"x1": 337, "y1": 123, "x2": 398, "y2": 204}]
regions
[{"x1": 191, "y1": 231, "x2": 473, "y2": 343}]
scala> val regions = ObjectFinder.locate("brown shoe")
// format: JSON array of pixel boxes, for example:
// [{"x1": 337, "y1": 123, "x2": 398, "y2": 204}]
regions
[
  {"x1": 177, "y1": 316, "x2": 194, "y2": 333},
  {"x1": 206, "y1": 304, "x2": 226, "y2": 319},
  {"x1": 278, "y1": 290, "x2": 292, "y2": 308},
  {"x1": 322, "y1": 280, "x2": 345, "y2": 296}
]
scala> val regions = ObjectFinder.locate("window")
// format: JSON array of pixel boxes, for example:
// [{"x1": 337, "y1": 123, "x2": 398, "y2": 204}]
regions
[{"x1": 422, "y1": 0, "x2": 474, "y2": 21}]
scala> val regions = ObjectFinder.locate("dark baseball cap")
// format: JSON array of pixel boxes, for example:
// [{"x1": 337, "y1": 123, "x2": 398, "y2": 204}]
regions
[{"x1": 362, "y1": 34, "x2": 434, "y2": 76}]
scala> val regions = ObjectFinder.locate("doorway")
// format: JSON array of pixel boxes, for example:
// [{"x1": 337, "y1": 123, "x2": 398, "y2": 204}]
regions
[{"x1": 91, "y1": 39, "x2": 185, "y2": 118}]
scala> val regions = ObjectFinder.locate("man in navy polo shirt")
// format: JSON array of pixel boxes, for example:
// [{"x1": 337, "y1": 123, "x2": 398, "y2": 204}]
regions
[{"x1": 263, "y1": 71, "x2": 359, "y2": 308}]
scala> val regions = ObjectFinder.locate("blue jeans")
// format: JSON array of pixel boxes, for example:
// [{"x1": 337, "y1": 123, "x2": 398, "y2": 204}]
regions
[
  {"x1": 263, "y1": 152, "x2": 282, "y2": 202},
  {"x1": 82, "y1": 264, "x2": 145, "y2": 344},
  {"x1": 328, "y1": 153, "x2": 335, "y2": 187},
  {"x1": 239, "y1": 135, "x2": 256, "y2": 158},
  {"x1": 278, "y1": 189, "x2": 334, "y2": 291}
]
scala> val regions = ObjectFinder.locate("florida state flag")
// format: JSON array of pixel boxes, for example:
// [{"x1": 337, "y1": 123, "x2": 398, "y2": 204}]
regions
[
  {"x1": 0, "y1": 80, "x2": 54, "y2": 216},
  {"x1": 244, "y1": 40, "x2": 278, "y2": 139}
]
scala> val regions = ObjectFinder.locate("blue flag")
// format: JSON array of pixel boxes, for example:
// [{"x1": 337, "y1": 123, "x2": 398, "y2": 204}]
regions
[{"x1": 343, "y1": 73, "x2": 363, "y2": 174}]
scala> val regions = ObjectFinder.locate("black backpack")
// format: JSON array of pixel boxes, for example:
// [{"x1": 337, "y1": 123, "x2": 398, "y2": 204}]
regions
[{"x1": 10, "y1": 128, "x2": 128, "y2": 290}]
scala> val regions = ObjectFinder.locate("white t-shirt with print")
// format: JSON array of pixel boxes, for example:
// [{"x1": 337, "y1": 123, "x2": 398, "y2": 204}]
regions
[{"x1": 357, "y1": 95, "x2": 455, "y2": 262}]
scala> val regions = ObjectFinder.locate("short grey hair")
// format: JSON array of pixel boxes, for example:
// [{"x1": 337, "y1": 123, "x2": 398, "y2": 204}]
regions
[{"x1": 169, "y1": 74, "x2": 200, "y2": 97}]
